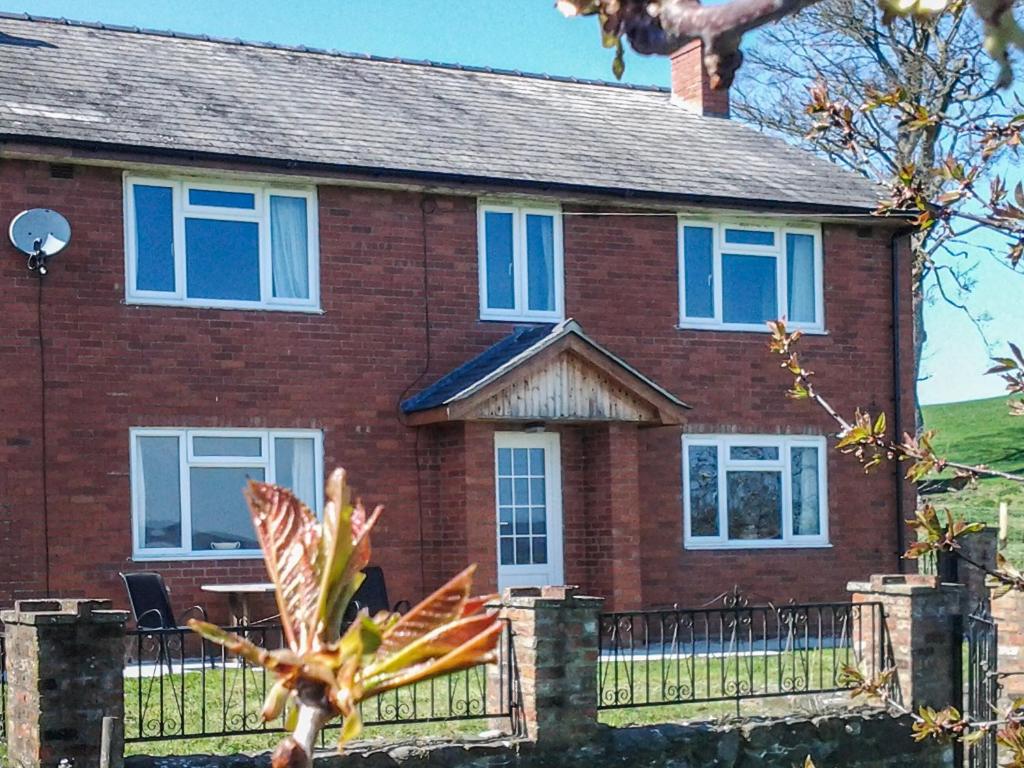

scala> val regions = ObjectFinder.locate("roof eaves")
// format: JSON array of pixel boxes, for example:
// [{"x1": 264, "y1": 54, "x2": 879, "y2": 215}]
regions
[{"x1": 0, "y1": 134, "x2": 884, "y2": 215}]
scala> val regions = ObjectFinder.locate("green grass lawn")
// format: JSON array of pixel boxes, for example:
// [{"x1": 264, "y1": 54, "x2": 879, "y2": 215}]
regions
[
  {"x1": 597, "y1": 648, "x2": 866, "y2": 728},
  {"x1": 123, "y1": 664, "x2": 501, "y2": 757},
  {"x1": 921, "y1": 396, "x2": 1024, "y2": 564}
]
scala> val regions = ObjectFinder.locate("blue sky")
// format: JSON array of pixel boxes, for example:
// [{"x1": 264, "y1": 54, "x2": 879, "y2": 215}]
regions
[{"x1": 6, "y1": 0, "x2": 1020, "y2": 404}]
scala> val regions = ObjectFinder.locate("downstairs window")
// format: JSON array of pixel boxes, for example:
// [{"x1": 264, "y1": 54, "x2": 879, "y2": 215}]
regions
[
  {"x1": 683, "y1": 435, "x2": 829, "y2": 549},
  {"x1": 130, "y1": 428, "x2": 323, "y2": 559}
]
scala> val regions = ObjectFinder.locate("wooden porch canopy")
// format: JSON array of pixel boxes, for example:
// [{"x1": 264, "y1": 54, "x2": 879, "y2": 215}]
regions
[{"x1": 400, "y1": 319, "x2": 690, "y2": 426}]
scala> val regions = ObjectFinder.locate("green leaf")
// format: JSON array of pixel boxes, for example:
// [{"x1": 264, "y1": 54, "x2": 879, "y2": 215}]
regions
[{"x1": 611, "y1": 41, "x2": 625, "y2": 80}]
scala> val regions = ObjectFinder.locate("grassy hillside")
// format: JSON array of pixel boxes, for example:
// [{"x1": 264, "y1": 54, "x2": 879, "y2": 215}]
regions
[{"x1": 921, "y1": 396, "x2": 1024, "y2": 563}]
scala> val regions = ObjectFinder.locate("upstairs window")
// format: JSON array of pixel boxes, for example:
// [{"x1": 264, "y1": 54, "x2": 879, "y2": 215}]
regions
[
  {"x1": 679, "y1": 220, "x2": 823, "y2": 331},
  {"x1": 130, "y1": 428, "x2": 323, "y2": 560},
  {"x1": 125, "y1": 175, "x2": 319, "y2": 311},
  {"x1": 683, "y1": 435, "x2": 829, "y2": 549},
  {"x1": 478, "y1": 202, "x2": 564, "y2": 322}
]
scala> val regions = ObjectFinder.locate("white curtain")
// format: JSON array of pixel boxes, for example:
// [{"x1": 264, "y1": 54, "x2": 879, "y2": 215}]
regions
[
  {"x1": 787, "y1": 234, "x2": 815, "y2": 322},
  {"x1": 270, "y1": 196, "x2": 309, "y2": 299},
  {"x1": 792, "y1": 447, "x2": 820, "y2": 535},
  {"x1": 527, "y1": 214, "x2": 555, "y2": 311},
  {"x1": 276, "y1": 437, "x2": 316, "y2": 510}
]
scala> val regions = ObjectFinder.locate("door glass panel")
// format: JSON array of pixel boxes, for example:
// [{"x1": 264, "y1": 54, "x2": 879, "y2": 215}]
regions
[
  {"x1": 500, "y1": 537, "x2": 514, "y2": 565},
  {"x1": 496, "y1": 442, "x2": 549, "y2": 566}
]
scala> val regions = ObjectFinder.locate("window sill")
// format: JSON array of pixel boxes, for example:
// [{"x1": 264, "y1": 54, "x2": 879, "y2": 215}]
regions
[
  {"x1": 677, "y1": 323, "x2": 828, "y2": 335},
  {"x1": 126, "y1": 297, "x2": 324, "y2": 314},
  {"x1": 684, "y1": 541, "x2": 832, "y2": 551},
  {"x1": 132, "y1": 551, "x2": 265, "y2": 562}
]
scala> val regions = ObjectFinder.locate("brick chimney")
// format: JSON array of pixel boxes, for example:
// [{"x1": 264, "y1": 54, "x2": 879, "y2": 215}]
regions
[{"x1": 670, "y1": 40, "x2": 730, "y2": 118}]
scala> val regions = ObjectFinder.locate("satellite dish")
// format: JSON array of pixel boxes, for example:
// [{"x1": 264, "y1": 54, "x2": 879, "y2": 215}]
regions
[{"x1": 9, "y1": 208, "x2": 71, "y2": 275}]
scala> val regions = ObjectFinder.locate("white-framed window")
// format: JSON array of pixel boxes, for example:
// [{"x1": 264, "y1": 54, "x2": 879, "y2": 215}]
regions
[
  {"x1": 130, "y1": 428, "x2": 324, "y2": 560},
  {"x1": 124, "y1": 174, "x2": 320, "y2": 311},
  {"x1": 478, "y1": 202, "x2": 564, "y2": 322},
  {"x1": 682, "y1": 434, "x2": 829, "y2": 549},
  {"x1": 678, "y1": 219, "x2": 823, "y2": 332}
]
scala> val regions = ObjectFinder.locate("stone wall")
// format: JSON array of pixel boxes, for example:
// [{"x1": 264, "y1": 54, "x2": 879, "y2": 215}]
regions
[{"x1": 125, "y1": 712, "x2": 948, "y2": 768}]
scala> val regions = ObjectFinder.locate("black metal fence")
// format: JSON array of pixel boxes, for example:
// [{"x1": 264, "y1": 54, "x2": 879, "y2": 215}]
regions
[
  {"x1": 966, "y1": 606, "x2": 999, "y2": 768},
  {"x1": 598, "y1": 595, "x2": 890, "y2": 714},
  {"x1": 124, "y1": 620, "x2": 518, "y2": 745}
]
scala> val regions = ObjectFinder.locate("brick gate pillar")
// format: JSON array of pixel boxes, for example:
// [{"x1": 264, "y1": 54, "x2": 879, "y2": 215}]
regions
[
  {"x1": 1, "y1": 598, "x2": 128, "y2": 768},
  {"x1": 848, "y1": 574, "x2": 964, "y2": 711},
  {"x1": 991, "y1": 589, "x2": 1024, "y2": 708},
  {"x1": 495, "y1": 586, "x2": 603, "y2": 746}
]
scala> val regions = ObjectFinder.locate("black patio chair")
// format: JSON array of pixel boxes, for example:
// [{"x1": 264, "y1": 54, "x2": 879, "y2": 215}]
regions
[
  {"x1": 120, "y1": 571, "x2": 208, "y2": 630},
  {"x1": 120, "y1": 571, "x2": 214, "y2": 676},
  {"x1": 342, "y1": 566, "x2": 411, "y2": 629}
]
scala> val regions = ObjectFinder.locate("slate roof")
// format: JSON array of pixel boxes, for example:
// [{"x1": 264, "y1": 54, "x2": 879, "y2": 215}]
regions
[
  {"x1": 0, "y1": 13, "x2": 881, "y2": 212},
  {"x1": 401, "y1": 320, "x2": 690, "y2": 414}
]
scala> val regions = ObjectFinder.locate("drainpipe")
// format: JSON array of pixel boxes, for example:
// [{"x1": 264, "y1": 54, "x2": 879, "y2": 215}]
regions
[{"x1": 890, "y1": 228, "x2": 913, "y2": 572}]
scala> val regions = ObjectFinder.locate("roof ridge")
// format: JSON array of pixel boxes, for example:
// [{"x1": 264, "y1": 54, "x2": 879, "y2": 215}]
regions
[{"x1": 0, "y1": 10, "x2": 670, "y2": 94}]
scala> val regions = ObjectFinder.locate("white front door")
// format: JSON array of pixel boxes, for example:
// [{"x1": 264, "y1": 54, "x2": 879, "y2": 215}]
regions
[{"x1": 495, "y1": 432, "x2": 564, "y2": 590}]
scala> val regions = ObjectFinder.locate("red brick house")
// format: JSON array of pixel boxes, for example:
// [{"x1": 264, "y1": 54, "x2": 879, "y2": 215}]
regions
[{"x1": 0, "y1": 14, "x2": 915, "y2": 617}]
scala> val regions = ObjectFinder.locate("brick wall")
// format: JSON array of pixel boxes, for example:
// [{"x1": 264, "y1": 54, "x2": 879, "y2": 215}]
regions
[{"x1": 0, "y1": 157, "x2": 912, "y2": 615}]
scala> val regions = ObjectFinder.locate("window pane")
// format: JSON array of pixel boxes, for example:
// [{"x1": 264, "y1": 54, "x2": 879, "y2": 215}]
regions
[
  {"x1": 530, "y1": 506, "x2": 547, "y2": 535},
  {"x1": 512, "y1": 448, "x2": 529, "y2": 475},
  {"x1": 137, "y1": 436, "x2": 181, "y2": 549},
  {"x1": 498, "y1": 478, "x2": 513, "y2": 505},
  {"x1": 683, "y1": 226, "x2": 714, "y2": 318},
  {"x1": 270, "y1": 196, "x2": 310, "y2": 300},
  {"x1": 729, "y1": 446, "x2": 780, "y2": 461},
  {"x1": 133, "y1": 185, "x2": 175, "y2": 293},
  {"x1": 514, "y1": 478, "x2": 529, "y2": 505},
  {"x1": 514, "y1": 506, "x2": 530, "y2": 534},
  {"x1": 515, "y1": 537, "x2": 531, "y2": 564},
  {"x1": 484, "y1": 211, "x2": 515, "y2": 309},
  {"x1": 274, "y1": 436, "x2": 317, "y2": 510},
  {"x1": 500, "y1": 537, "x2": 514, "y2": 565},
  {"x1": 787, "y1": 233, "x2": 816, "y2": 323},
  {"x1": 497, "y1": 448, "x2": 512, "y2": 475},
  {"x1": 192, "y1": 436, "x2": 262, "y2": 457},
  {"x1": 189, "y1": 466, "x2": 264, "y2": 551},
  {"x1": 791, "y1": 446, "x2": 822, "y2": 536},
  {"x1": 529, "y1": 448, "x2": 545, "y2": 475},
  {"x1": 725, "y1": 228, "x2": 775, "y2": 247},
  {"x1": 722, "y1": 254, "x2": 777, "y2": 324},
  {"x1": 726, "y1": 471, "x2": 782, "y2": 540},
  {"x1": 530, "y1": 478, "x2": 545, "y2": 505},
  {"x1": 188, "y1": 189, "x2": 256, "y2": 209},
  {"x1": 526, "y1": 214, "x2": 555, "y2": 311},
  {"x1": 532, "y1": 537, "x2": 548, "y2": 564},
  {"x1": 687, "y1": 445, "x2": 719, "y2": 537},
  {"x1": 499, "y1": 508, "x2": 513, "y2": 535},
  {"x1": 185, "y1": 218, "x2": 260, "y2": 301}
]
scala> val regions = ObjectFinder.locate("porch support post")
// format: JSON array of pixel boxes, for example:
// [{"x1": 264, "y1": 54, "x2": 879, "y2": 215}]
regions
[
  {"x1": 464, "y1": 422, "x2": 497, "y2": 593},
  {"x1": 594, "y1": 424, "x2": 643, "y2": 610}
]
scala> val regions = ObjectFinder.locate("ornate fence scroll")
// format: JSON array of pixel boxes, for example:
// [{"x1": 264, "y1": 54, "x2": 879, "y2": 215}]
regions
[{"x1": 597, "y1": 591, "x2": 888, "y2": 713}]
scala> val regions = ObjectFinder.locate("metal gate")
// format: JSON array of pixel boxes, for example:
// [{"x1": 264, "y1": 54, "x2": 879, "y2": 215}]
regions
[{"x1": 965, "y1": 605, "x2": 999, "y2": 768}]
